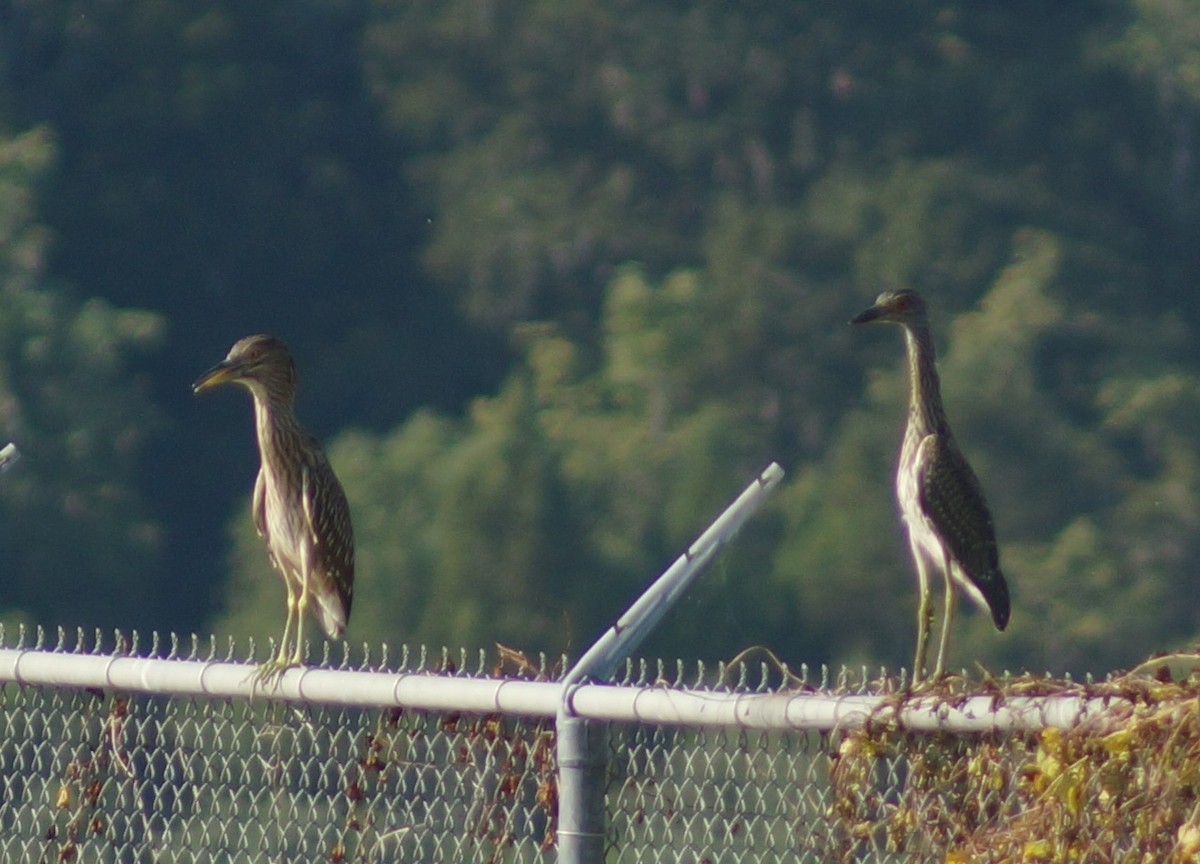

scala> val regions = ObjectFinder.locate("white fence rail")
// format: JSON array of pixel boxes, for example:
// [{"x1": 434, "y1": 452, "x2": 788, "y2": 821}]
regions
[{"x1": 0, "y1": 645, "x2": 1116, "y2": 733}]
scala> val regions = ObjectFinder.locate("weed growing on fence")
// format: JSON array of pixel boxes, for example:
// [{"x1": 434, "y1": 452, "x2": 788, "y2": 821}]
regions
[{"x1": 830, "y1": 655, "x2": 1200, "y2": 863}]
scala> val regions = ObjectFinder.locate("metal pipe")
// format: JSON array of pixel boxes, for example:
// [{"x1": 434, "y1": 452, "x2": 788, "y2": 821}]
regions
[
  {"x1": 564, "y1": 462, "x2": 785, "y2": 686},
  {"x1": 0, "y1": 646, "x2": 1116, "y2": 735},
  {"x1": 556, "y1": 462, "x2": 785, "y2": 864},
  {"x1": 555, "y1": 714, "x2": 608, "y2": 861}
]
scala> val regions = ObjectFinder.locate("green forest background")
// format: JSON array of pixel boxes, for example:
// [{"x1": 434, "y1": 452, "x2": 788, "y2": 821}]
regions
[{"x1": 0, "y1": 0, "x2": 1198, "y2": 677}]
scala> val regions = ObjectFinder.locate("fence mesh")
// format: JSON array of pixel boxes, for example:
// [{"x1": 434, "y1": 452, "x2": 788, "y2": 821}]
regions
[
  {"x1": 0, "y1": 633, "x2": 1195, "y2": 863},
  {"x1": 1, "y1": 682, "x2": 560, "y2": 863}
]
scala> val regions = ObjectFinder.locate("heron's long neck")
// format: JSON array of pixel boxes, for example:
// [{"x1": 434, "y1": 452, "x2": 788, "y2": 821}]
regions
[
  {"x1": 251, "y1": 392, "x2": 307, "y2": 477},
  {"x1": 903, "y1": 322, "x2": 948, "y2": 437}
]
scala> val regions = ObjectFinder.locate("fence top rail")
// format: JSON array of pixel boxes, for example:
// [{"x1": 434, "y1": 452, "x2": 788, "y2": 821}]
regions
[{"x1": 0, "y1": 645, "x2": 1132, "y2": 735}]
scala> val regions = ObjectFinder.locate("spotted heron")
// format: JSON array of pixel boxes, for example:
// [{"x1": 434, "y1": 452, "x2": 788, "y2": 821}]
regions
[
  {"x1": 852, "y1": 289, "x2": 1009, "y2": 684},
  {"x1": 194, "y1": 334, "x2": 354, "y2": 680}
]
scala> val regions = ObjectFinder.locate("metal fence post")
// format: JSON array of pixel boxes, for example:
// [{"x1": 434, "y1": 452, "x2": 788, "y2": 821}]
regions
[
  {"x1": 555, "y1": 707, "x2": 609, "y2": 863},
  {"x1": 555, "y1": 463, "x2": 785, "y2": 864}
]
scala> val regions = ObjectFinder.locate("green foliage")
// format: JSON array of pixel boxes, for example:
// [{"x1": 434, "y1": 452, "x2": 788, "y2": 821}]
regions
[
  {"x1": 0, "y1": 127, "x2": 166, "y2": 629},
  {"x1": 1111, "y1": 0, "x2": 1200, "y2": 105},
  {"x1": 5, "y1": 0, "x2": 1200, "y2": 677},
  {"x1": 365, "y1": 0, "x2": 834, "y2": 325},
  {"x1": 832, "y1": 671, "x2": 1200, "y2": 861}
]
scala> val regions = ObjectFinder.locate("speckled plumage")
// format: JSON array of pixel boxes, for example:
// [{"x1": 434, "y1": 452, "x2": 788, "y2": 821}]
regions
[
  {"x1": 194, "y1": 334, "x2": 354, "y2": 677},
  {"x1": 852, "y1": 289, "x2": 1008, "y2": 684}
]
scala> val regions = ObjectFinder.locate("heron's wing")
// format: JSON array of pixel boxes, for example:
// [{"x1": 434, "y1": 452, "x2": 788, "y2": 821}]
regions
[
  {"x1": 252, "y1": 466, "x2": 289, "y2": 577},
  {"x1": 252, "y1": 467, "x2": 268, "y2": 540},
  {"x1": 916, "y1": 433, "x2": 1010, "y2": 629},
  {"x1": 299, "y1": 444, "x2": 355, "y2": 638}
]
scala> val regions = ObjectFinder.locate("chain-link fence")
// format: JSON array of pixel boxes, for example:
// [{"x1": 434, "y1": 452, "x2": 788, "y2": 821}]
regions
[
  {"x1": 0, "y1": 630, "x2": 1193, "y2": 863},
  {"x1": 3, "y1": 684, "x2": 556, "y2": 862}
]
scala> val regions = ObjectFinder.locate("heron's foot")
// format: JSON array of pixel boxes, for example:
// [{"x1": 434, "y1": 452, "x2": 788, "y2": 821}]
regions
[
  {"x1": 907, "y1": 662, "x2": 951, "y2": 693},
  {"x1": 916, "y1": 670, "x2": 947, "y2": 690},
  {"x1": 905, "y1": 668, "x2": 958, "y2": 700},
  {"x1": 245, "y1": 654, "x2": 301, "y2": 691}
]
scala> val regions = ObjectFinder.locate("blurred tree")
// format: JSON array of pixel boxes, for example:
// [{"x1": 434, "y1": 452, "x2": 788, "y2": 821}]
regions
[
  {"x1": 1110, "y1": 0, "x2": 1200, "y2": 207},
  {"x1": 2, "y1": 0, "x2": 1200, "y2": 680},
  {"x1": 363, "y1": 1, "x2": 1173, "y2": 327},
  {"x1": 364, "y1": 0, "x2": 835, "y2": 327},
  {"x1": 0, "y1": 126, "x2": 166, "y2": 633}
]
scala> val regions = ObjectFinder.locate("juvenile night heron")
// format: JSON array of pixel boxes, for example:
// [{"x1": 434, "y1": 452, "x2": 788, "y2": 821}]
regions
[
  {"x1": 194, "y1": 334, "x2": 354, "y2": 680},
  {"x1": 852, "y1": 289, "x2": 1009, "y2": 685}
]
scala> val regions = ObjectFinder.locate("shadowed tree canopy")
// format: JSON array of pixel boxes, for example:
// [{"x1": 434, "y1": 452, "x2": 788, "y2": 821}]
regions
[
  {"x1": 0, "y1": 127, "x2": 165, "y2": 633},
  {"x1": 1, "y1": 1, "x2": 1200, "y2": 676}
]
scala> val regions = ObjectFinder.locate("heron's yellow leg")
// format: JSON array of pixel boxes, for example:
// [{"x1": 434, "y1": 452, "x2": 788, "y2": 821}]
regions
[
  {"x1": 291, "y1": 591, "x2": 309, "y2": 667},
  {"x1": 909, "y1": 538, "x2": 934, "y2": 688},
  {"x1": 934, "y1": 558, "x2": 957, "y2": 680},
  {"x1": 252, "y1": 582, "x2": 298, "y2": 688}
]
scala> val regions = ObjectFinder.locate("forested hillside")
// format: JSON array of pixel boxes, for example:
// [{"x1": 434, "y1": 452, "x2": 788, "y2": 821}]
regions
[{"x1": 0, "y1": 0, "x2": 1197, "y2": 675}]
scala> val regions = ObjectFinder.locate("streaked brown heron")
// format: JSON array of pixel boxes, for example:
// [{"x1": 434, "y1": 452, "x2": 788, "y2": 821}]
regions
[
  {"x1": 194, "y1": 334, "x2": 354, "y2": 680},
  {"x1": 852, "y1": 289, "x2": 1009, "y2": 685}
]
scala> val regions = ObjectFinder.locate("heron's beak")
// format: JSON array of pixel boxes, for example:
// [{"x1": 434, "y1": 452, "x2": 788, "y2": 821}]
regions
[
  {"x1": 850, "y1": 304, "x2": 885, "y2": 326},
  {"x1": 193, "y1": 360, "x2": 242, "y2": 394}
]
